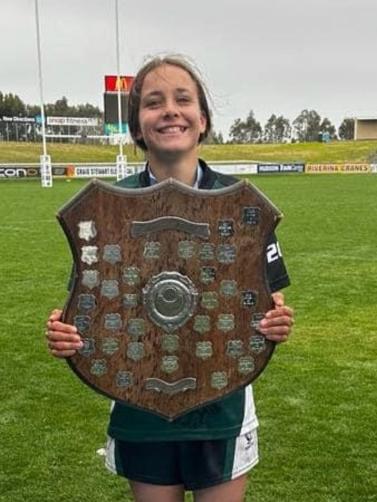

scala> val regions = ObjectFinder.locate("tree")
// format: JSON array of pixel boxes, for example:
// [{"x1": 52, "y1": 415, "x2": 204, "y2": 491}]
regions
[
  {"x1": 319, "y1": 117, "x2": 337, "y2": 140},
  {"x1": 205, "y1": 130, "x2": 224, "y2": 144},
  {"x1": 264, "y1": 114, "x2": 291, "y2": 143},
  {"x1": 293, "y1": 109, "x2": 321, "y2": 142},
  {"x1": 0, "y1": 92, "x2": 26, "y2": 116},
  {"x1": 229, "y1": 111, "x2": 262, "y2": 143},
  {"x1": 338, "y1": 118, "x2": 355, "y2": 140}
]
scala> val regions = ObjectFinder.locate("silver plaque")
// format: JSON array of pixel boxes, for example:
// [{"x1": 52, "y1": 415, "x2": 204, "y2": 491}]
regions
[
  {"x1": 161, "y1": 355, "x2": 179, "y2": 374},
  {"x1": 145, "y1": 377, "x2": 197, "y2": 395},
  {"x1": 199, "y1": 243, "x2": 215, "y2": 261},
  {"x1": 226, "y1": 339, "x2": 244, "y2": 358},
  {"x1": 78, "y1": 221, "x2": 97, "y2": 241},
  {"x1": 211, "y1": 371, "x2": 228, "y2": 390},
  {"x1": 178, "y1": 240, "x2": 196, "y2": 259},
  {"x1": 102, "y1": 337, "x2": 120, "y2": 355},
  {"x1": 123, "y1": 293, "x2": 139, "y2": 308},
  {"x1": 200, "y1": 267, "x2": 216, "y2": 284},
  {"x1": 201, "y1": 292, "x2": 219, "y2": 310},
  {"x1": 217, "y1": 244, "x2": 236, "y2": 264},
  {"x1": 242, "y1": 290, "x2": 258, "y2": 307},
  {"x1": 250, "y1": 312, "x2": 264, "y2": 329},
  {"x1": 82, "y1": 270, "x2": 100, "y2": 289},
  {"x1": 127, "y1": 342, "x2": 145, "y2": 361},
  {"x1": 250, "y1": 334, "x2": 266, "y2": 354},
  {"x1": 81, "y1": 246, "x2": 98, "y2": 265},
  {"x1": 74, "y1": 315, "x2": 91, "y2": 333},
  {"x1": 101, "y1": 280, "x2": 119, "y2": 300},
  {"x1": 78, "y1": 337, "x2": 95, "y2": 357},
  {"x1": 122, "y1": 267, "x2": 140, "y2": 286},
  {"x1": 243, "y1": 207, "x2": 260, "y2": 225},
  {"x1": 90, "y1": 359, "x2": 107, "y2": 377},
  {"x1": 218, "y1": 220, "x2": 234, "y2": 237},
  {"x1": 144, "y1": 241, "x2": 161, "y2": 260},
  {"x1": 116, "y1": 370, "x2": 134, "y2": 388},
  {"x1": 217, "y1": 314, "x2": 235, "y2": 332},
  {"x1": 104, "y1": 313, "x2": 122, "y2": 331},
  {"x1": 127, "y1": 318, "x2": 146, "y2": 337},
  {"x1": 78, "y1": 294, "x2": 96, "y2": 311},
  {"x1": 103, "y1": 244, "x2": 121, "y2": 264},
  {"x1": 220, "y1": 280, "x2": 238, "y2": 297},
  {"x1": 196, "y1": 341, "x2": 213, "y2": 360},
  {"x1": 238, "y1": 356, "x2": 255, "y2": 374},
  {"x1": 161, "y1": 334, "x2": 179, "y2": 353},
  {"x1": 193, "y1": 315, "x2": 211, "y2": 334}
]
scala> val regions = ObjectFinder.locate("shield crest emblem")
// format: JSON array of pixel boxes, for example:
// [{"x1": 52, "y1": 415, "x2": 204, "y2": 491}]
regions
[{"x1": 57, "y1": 178, "x2": 282, "y2": 420}]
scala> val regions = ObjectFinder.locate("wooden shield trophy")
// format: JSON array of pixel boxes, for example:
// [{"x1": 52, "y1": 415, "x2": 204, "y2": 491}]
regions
[{"x1": 57, "y1": 178, "x2": 282, "y2": 420}]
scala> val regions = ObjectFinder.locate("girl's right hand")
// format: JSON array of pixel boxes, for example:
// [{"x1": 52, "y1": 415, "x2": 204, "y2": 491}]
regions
[{"x1": 46, "y1": 309, "x2": 83, "y2": 358}]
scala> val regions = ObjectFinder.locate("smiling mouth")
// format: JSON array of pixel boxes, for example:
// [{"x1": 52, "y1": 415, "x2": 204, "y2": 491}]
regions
[{"x1": 157, "y1": 126, "x2": 187, "y2": 134}]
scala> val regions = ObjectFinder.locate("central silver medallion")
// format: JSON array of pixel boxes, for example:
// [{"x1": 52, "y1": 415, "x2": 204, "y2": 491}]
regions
[{"x1": 143, "y1": 271, "x2": 198, "y2": 333}]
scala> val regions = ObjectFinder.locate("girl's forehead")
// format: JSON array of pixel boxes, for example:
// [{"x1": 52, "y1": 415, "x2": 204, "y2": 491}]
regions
[{"x1": 141, "y1": 64, "x2": 196, "y2": 94}]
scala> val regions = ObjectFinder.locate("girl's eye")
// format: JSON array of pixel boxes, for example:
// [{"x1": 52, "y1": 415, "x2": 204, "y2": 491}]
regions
[
  {"x1": 177, "y1": 96, "x2": 191, "y2": 104},
  {"x1": 145, "y1": 100, "x2": 161, "y2": 108}
]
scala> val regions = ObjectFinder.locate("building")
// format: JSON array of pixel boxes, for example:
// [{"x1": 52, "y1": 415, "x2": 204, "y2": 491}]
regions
[{"x1": 354, "y1": 117, "x2": 377, "y2": 140}]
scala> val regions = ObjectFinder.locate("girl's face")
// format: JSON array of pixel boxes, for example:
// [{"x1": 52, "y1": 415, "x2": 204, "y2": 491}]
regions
[{"x1": 137, "y1": 64, "x2": 207, "y2": 159}]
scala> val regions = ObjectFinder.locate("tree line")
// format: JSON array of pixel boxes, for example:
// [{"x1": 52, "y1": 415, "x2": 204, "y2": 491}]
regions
[{"x1": 1, "y1": 91, "x2": 355, "y2": 143}]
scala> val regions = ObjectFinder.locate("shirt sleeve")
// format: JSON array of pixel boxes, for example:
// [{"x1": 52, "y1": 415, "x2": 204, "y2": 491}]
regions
[{"x1": 265, "y1": 232, "x2": 290, "y2": 292}]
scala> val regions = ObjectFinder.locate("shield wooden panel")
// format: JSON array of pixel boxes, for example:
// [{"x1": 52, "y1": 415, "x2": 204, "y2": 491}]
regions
[{"x1": 57, "y1": 178, "x2": 282, "y2": 420}]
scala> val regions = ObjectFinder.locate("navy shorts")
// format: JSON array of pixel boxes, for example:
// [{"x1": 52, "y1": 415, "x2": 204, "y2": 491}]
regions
[{"x1": 105, "y1": 429, "x2": 258, "y2": 491}]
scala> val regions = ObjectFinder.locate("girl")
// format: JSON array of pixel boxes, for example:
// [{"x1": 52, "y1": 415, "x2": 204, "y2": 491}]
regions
[{"x1": 47, "y1": 55, "x2": 294, "y2": 502}]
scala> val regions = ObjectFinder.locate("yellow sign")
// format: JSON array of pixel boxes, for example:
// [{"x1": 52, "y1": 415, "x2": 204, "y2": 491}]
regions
[{"x1": 306, "y1": 164, "x2": 371, "y2": 174}]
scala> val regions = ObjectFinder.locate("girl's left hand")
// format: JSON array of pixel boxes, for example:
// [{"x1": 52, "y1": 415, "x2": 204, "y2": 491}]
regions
[{"x1": 258, "y1": 292, "x2": 294, "y2": 343}]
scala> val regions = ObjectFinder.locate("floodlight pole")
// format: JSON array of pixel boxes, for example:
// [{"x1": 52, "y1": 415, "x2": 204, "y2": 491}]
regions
[
  {"x1": 115, "y1": 0, "x2": 127, "y2": 180},
  {"x1": 34, "y1": 0, "x2": 52, "y2": 187}
]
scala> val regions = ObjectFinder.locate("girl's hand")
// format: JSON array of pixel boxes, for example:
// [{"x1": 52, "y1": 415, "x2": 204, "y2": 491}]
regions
[
  {"x1": 46, "y1": 309, "x2": 83, "y2": 358},
  {"x1": 258, "y1": 292, "x2": 294, "y2": 343}
]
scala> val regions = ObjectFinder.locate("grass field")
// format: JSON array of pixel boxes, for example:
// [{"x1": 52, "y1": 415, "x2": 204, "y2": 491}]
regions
[
  {"x1": 0, "y1": 174, "x2": 376, "y2": 501},
  {"x1": 1, "y1": 139, "x2": 377, "y2": 164}
]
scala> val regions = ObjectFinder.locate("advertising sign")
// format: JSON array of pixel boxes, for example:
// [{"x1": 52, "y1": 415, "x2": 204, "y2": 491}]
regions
[
  {"x1": 46, "y1": 117, "x2": 99, "y2": 127},
  {"x1": 306, "y1": 164, "x2": 371, "y2": 174},
  {"x1": 105, "y1": 75, "x2": 134, "y2": 92}
]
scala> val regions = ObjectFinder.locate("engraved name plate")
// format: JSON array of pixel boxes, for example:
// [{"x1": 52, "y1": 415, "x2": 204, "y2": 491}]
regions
[
  {"x1": 116, "y1": 371, "x2": 134, "y2": 388},
  {"x1": 243, "y1": 207, "x2": 260, "y2": 225},
  {"x1": 178, "y1": 240, "x2": 196, "y2": 259},
  {"x1": 144, "y1": 241, "x2": 161, "y2": 259},
  {"x1": 103, "y1": 244, "x2": 121, "y2": 264},
  {"x1": 161, "y1": 334, "x2": 179, "y2": 354},
  {"x1": 217, "y1": 244, "x2": 236, "y2": 264},
  {"x1": 161, "y1": 356, "x2": 179, "y2": 374},
  {"x1": 201, "y1": 292, "x2": 219, "y2": 310},
  {"x1": 82, "y1": 270, "x2": 100, "y2": 289},
  {"x1": 102, "y1": 337, "x2": 120, "y2": 355},
  {"x1": 220, "y1": 280, "x2": 238, "y2": 297},
  {"x1": 78, "y1": 337, "x2": 95, "y2": 357},
  {"x1": 250, "y1": 334, "x2": 266, "y2": 354},
  {"x1": 199, "y1": 243, "x2": 215, "y2": 261},
  {"x1": 127, "y1": 342, "x2": 145, "y2": 361},
  {"x1": 101, "y1": 280, "x2": 119, "y2": 300},
  {"x1": 211, "y1": 371, "x2": 228, "y2": 390},
  {"x1": 74, "y1": 315, "x2": 91, "y2": 333},
  {"x1": 238, "y1": 356, "x2": 255, "y2": 374},
  {"x1": 78, "y1": 294, "x2": 96, "y2": 311},
  {"x1": 217, "y1": 314, "x2": 235, "y2": 332},
  {"x1": 218, "y1": 219, "x2": 234, "y2": 237},
  {"x1": 90, "y1": 359, "x2": 107, "y2": 377},
  {"x1": 250, "y1": 312, "x2": 264, "y2": 329},
  {"x1": 193, "y1": 315, "x2": 211, "y2": 334},
  {"x1": 81, "y1": 246, "x2": 98, "y2": 265},
  {"x1": 226, "y1": 339, "x2": 244, "y2": 358},
  {"x1": 123, "y1": 293, "x2": 139, "y2": 308},
  {"x1": 242, "y1": 290, "x2": 258, "y2": 307},
  {"x1": 122, "y1": 267, "x2": 140, "y2": 286},
  {"x1": 196, "y1": 341, "x2": 213, "y2": 360},
  {"x1": 78, "y1": 221, "x2": 97, "y2": 241},
  {"x1": 200, "y1": 267, "x2": 216, "y2": 284},
  {"x1": 127, "y1": 318, "x2": 146, "y2": 337},
  {"x1": 104, "y1": 313, "x2": 122, "y2": 331}
]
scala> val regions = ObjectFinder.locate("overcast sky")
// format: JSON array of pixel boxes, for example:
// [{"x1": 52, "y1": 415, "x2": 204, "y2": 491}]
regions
[{"x1": 1, "y1": 0, "x2": 376, "y2": 137}]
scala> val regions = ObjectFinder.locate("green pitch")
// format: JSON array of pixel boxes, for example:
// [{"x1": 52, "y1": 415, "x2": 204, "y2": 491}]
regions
[{"x1": 0, "y1": 175, "x2": 376, "y2": 501}]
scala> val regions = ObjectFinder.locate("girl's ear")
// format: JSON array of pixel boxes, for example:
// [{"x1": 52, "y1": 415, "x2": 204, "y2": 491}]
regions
[{"x1": 199, "y1": 112, "x2": 207, "y2": 134}]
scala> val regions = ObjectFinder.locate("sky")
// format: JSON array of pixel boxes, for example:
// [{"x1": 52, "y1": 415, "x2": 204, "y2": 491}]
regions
[{"x1": 1, "y1": 0, "x2": 376, "y2": 138}]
